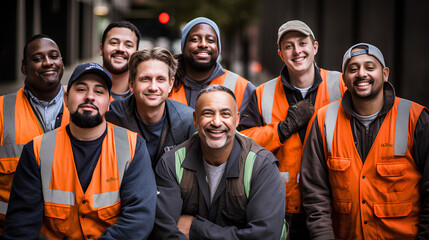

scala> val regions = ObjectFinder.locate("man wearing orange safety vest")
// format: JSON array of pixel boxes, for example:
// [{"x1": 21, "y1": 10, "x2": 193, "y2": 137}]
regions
[
  {"x1": 301, "y1": 43, "x2": 429, "y2": 239},
  {"x1": 238, "y1": 20, "x2": 346, "y2": 239},
  {"x1": 0, "y1": 34, "x2": 69, "y2": 234},
  {"x1": 169, "y1": 17, "x2": 256, "y2": 113},
  {"x1": 2, "y1": 62, "x2": 156, "y2": 239}
]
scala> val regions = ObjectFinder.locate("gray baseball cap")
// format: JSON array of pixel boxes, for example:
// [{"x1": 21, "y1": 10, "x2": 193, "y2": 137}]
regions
[
  {"x1": 342, "y1": 43, "x2": 386, "y2": 72},
  {"x1": 277, "y1": 20, "x2": 315, "y2": 45}
]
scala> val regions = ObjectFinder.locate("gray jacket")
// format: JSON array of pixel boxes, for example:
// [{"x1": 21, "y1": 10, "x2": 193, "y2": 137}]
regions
[{"x1": 106, "y1": 95, "x2": 196, "y2": 168}]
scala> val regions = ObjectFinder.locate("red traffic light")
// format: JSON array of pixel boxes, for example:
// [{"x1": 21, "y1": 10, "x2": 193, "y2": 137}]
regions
[{"x1": 158, "y1": 12, "x2": 170, "y2": 24}]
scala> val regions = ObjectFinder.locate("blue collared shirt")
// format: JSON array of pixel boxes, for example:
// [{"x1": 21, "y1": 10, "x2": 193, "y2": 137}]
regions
[{"x1": 24, "y1": 86, "x2": 65, "y2": 132}]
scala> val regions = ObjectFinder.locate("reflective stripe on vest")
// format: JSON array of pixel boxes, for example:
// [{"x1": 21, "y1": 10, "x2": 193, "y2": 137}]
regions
[
  {"x1": 394, "y1": 99, "x2": 412, "y2": 155},
  {"x1": 39, "y1": 126, "x2": 131, "y2": 208},
  {"x1": 261, "y1": 72, "x2": 342, "y2": 125},
  {"x1": 0, "y1": 201, "x2": 7, "y2": 215},
  {"x1": 261, "y1": 78, "x2": 278, "y2": 124},
  {"x1": 223, "y1": 71, "x2": 239, "y2": 94},
  {"x1": 0, "y1": 93, "x2": 25, "y2": 159},
  {"x1": 325, "y1": 99, "x2": 412, "y2": 154},
  {"x1": 327, "y1": 71, "x2": 342, "y2": 102}
]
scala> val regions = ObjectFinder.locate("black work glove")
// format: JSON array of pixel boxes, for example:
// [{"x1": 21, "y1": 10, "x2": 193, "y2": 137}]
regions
[{"x1": 278, "y1": 99, "x2": 315, "y2": 142}]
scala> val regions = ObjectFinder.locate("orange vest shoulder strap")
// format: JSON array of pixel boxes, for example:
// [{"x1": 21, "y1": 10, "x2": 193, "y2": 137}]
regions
[{"x1": 169, "y1": 85, "x2": 188, "y2": 105}]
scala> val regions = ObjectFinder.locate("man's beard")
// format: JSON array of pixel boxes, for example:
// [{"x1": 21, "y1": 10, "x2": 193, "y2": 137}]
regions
[
  {"x1": 70, "y1": 104, "x2": 103, "y2": 128},
  {"x1": 184, "y1": 54, "x2": 217, "y2": 72},
  {"x1": 102, "y1": 54, "x2": 128, "y2": 75}
]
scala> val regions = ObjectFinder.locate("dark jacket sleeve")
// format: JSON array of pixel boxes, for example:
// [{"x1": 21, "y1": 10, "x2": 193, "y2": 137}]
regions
[
  {"x1": 2, "y1": 141, "x2": 43, "y2": 240},
  {"x1": 301, "y1": 116, "x2": 335, "y2": 240},
  {"x1": 100, "y1": 136, "x2": 157, "y2": 240},
  {"x1": 237, "y1": 90, "x2": 264, "y2": 131},
  {"x1": 414, "y1": 109, "x2": 429, "y2": 239},
  {"x1": 153, "y1": 151, "x2": 188, "y2": 240},
  {"x1": 189, "y1": 151, "x2": 286, "y2": 240}
]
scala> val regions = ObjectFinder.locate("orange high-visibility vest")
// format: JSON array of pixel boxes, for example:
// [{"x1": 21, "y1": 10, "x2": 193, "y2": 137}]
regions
[
  {"x1": 241, "y1": 69, "x2": 346, "y2": 213},
  {"x1": 169, "y1": 70, "x2": 249, "y2": 110},
  {"x1": 316, "y1": 98, "x2": 424, "y2": 239},
  {"x1": 0, "y1": 88, "x2": 69, "y2": 227},
  {"x1": 34, "y1": 123, "x2": 137, "y2": 240}
]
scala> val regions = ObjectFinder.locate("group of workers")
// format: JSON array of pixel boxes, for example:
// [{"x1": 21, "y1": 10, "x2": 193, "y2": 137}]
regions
[{"x1": 0, "y1": 15, "x2": 428, "y2": 240}]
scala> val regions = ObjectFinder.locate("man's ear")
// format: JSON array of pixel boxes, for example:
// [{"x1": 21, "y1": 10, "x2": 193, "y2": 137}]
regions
[
  {"x1": 63, "y1": 91, "x2": 69, "y2": 107},
  {"x1": 383, "y1": 67, "x2": 390, "y2": 82},
  {"x1": 99, "y1": 43, "x2": 103, "y2": 57},
  {"x1": 21, "y1": 59, "x2": 26, "y2": 75}
]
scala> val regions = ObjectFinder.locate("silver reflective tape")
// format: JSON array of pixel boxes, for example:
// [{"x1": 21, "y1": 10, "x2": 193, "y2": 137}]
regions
[
  {"x1": 280, "y1": 172, "x2": 289, "y2": 183},
  {"x1": 327, "y1": 71, "x2": 342, "y2": 102},
  {"x1": 0, "y1": 144, "x2": 24, "y2": 159},
  {"x1": 0, "y1": 201, "x2": 8, "y2": 215},
  {"x1": 325, "y1": 101, "x2": 341, "y2": 153},
  {"x1": 296, "y1": 173, "x2": 300, "y2": 184},
  {"x1": 261, "y1": 78, "x2": 278, "y2": 124},
  {"x1": 39, "y1": 131, "x2": 74, "y2": 206},
  {"x1": 223, "y1": 71, "x2": 239, "y2": 93},
  {"x1": 40, "y1": 131, "x2": 57, "y2": 201},
  {"x1": 42, "y1": 188, "x2": 75, "y2": 206},
  {"x1": 113, "y1": 126, "x2": 131, "y2": 187},
  {"x1": 394, "y1": 99, "x2": 412, "y2": 155},
  {"x1": 93, "y1": 190, "x2": 120, "y2": 209},
  {"x1": 2, "y1": 93, "x2": 17, "y2": 145}
]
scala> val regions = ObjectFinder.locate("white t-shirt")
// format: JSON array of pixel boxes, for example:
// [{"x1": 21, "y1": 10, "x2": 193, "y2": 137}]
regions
[
  {"x1": 203, "y1": 159, "x2": 227, "y2": 204},
  {"x1": 293, "y1": 85, "x2": 312, "y2": 99}
]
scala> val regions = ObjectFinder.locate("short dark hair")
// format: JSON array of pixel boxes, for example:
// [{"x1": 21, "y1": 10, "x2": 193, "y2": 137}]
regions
[
  {"x1": 129, "y1": 47, "x2": 178, "y2": 83},
  {"x1": 101, "y1": 21, "x2": 141, "y2": 49},
  {"x1": 23, "y1": 34, "x2": 56, "y2": 61},
  {"x1": 196, "y1": 84, "x2": 237, "y2": 104}
]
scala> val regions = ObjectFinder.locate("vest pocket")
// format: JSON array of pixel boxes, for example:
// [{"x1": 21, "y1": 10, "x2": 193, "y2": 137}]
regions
[
  {"x1": 97, "y1": 201, "x2": 121, "y2": 226},
  {"x1": 327, "y1": 157, "x2": 351, "y2": 196},
  {"x1": 44, "y1": 203, "x2": 72, "y2": 233},
  {"x1": 376, "y1": 162, "x2": 407, "y2": 193},
  {"x1": 374, "y1": 202, "x2": 417, "y2": 238},
  {"x1": 332, "y1": 200, "x2": 352, "y2": 239},
  {"x1": 0, "y1": 159, "x2": 18, "y2": 174}
]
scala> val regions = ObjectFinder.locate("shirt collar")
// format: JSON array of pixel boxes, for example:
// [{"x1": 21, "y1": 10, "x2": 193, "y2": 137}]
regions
[{"x1": 24, "y1": 86, "x2": 65, "y2": 107}]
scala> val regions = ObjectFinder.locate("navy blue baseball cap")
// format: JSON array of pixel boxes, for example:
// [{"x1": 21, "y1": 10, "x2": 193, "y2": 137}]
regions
[{"x1": 67, "y1": 62, "x2": 112, "y2": 91}]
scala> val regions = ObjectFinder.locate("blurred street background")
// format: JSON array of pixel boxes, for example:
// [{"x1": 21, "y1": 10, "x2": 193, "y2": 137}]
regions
[{"x1": 2, "y1": 0, "x2": 429, "y2": 107}]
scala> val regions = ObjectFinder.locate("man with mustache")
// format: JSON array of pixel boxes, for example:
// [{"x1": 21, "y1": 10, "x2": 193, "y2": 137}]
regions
[
  {"x1": 106, "y1": 47, "x2": 196, "y2": 168},
  {"x1": 154, "y1": 85, "x2": 286, "y2": 239},
  {"x1": 301, "y1": 43, "x2": 429, "y2": 239},
  {"x1": 169, "y1": 17, "x2": 256, "y2": 114},
  {"x1": 100, "y1": 21, "x2": 141, "y2": 101},
  {"x1": 0, "y1": 34, "x2": 69, "y2": 234},
  {"x1": 2, "y1": 63, "x2": 156, "y2": 239},
  {"x1": 238, "y1": 20, "x2": 346, "y2": 239}
]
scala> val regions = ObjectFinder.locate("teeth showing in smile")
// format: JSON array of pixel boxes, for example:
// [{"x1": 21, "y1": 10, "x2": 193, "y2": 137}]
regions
[
  {"x1": 197, "y1": 52, "x2": 209, "y2": 56},
  {"x1": 113, "y1": 56, "x2": 125, "y2": 60},
  {"x1": 293, "y1": 57, "x2": 305, "y2": 62},
  {"x1": 209, "y1": 130, "x2": 223, "y2": 134},
  {"x1": 357, "y1": 82, "x2": 370, "y2": 86}
]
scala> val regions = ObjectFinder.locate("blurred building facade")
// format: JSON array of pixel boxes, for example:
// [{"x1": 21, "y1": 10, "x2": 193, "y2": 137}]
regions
[{"x1": 2, "y1": 0, "x2": 429, "y2": 106}]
